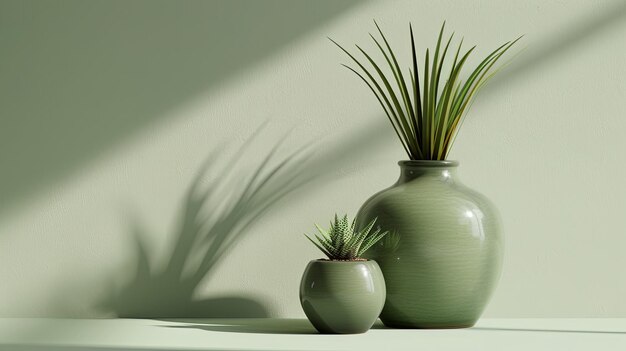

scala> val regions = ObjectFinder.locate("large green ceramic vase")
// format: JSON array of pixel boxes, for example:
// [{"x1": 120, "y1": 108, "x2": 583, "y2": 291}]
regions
[
  {"x1": 356, "y1": 160, "x2": 502, "y2": 328},
  {"x1": 299, "y1": 260, "x2": 386, "y2": 334}
]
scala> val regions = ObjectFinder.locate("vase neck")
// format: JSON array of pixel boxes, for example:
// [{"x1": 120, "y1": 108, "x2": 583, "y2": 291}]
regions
[{"x1": 397, "y1": 160, "x2": 459, "y2": 183}]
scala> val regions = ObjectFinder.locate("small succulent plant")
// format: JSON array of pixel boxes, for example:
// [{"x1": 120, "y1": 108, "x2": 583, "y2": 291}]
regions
[{"x1": 305, "y1": 214, "x2": 388, "y2": 261}]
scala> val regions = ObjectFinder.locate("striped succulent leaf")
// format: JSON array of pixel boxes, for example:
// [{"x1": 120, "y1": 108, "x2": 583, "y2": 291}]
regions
[{"x1": 305, "y1": 214, "x2": 388, "y2": 260}]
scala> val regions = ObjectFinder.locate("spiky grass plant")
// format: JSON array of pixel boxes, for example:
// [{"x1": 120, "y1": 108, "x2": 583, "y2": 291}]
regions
[
  {"x1": 332, "y1": 22, "x2": 520, "y2": 160},
  {"x1": 305, "y1": 214, "x2": 388, "y2": 261}
]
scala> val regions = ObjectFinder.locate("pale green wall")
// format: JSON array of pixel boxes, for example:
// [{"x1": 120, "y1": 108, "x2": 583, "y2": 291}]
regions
[{"x1": 1, "y1": 0, "x2": 625, "y2": 317}]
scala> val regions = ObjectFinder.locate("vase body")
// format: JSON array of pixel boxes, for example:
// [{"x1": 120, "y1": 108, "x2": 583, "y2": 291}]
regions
[
  {"x1": 356, "y1": 160, "x2": 502, "y2": 328},
  {"x1": 299, "y1": 260, "x2": 386, "y2": 334}
]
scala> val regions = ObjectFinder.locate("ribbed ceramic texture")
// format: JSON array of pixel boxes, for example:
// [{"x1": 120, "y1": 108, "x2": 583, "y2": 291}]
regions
[
  {"x1": 299, "y1": 260, "x2": 386, "y2": 334},
  {"x1": 356, "y1": 161, "x2": 502, "y2": 328}
]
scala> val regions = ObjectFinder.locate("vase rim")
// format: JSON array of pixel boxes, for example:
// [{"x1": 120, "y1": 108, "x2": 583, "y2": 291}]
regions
[
  {"x1": 398, "y1": 160, "x2": 459, "y2": 167},
  {"x1": 312, "y1": 259, "x2": 372, "y2": 263}
]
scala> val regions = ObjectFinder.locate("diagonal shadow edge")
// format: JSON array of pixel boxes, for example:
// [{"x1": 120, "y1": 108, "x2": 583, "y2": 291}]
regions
[
  {"x1": 0, "y1": 0, "x2": 365, "y2": 215},
  {"x1": 3, "y1": 0, "x2": 623, "y2": 216}
]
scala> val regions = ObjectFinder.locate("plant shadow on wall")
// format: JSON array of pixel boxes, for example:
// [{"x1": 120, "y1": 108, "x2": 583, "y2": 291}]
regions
[{"x1": 101, "y1": 132, "x2": 316, "y2": 318}]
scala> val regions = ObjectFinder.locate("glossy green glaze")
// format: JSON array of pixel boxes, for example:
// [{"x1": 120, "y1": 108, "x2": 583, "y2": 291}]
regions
[
  {"x1": 356, "y1": 161, "x2": 502, "y2": 329},
  {"x1": 299, "y1": 260, "x2": 386, "y2": 334}
]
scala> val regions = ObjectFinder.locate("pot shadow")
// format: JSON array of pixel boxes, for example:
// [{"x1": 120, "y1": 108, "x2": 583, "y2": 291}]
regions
[
  {"x1": 369, "y1": 321, "x2": 389, "y2": 330},
  {"x1": 161, "y1": 318, "x2": 318, "y2": 335},
  {"x1": 101, "y1": 129, "x2": 318, "y2": 318}
]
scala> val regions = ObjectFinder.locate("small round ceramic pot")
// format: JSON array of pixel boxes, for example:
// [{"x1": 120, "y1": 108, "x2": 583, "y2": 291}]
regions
[{"x1": 299, "y1": 259, "x2": 386, "y2": 334}]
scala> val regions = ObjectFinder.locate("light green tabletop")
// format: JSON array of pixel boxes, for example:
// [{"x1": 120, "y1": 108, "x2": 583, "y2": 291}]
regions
[{"x1": 0, "y1": 318, "x2": 624, "y2": 351}]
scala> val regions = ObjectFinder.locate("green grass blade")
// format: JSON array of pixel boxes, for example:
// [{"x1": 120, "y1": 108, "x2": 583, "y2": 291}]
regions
[
  {"x1": 373, "y1": 21, "x2": 418, "y2": 144},
  {"x1": 330, "y1": 38, "x2": 399, "y2": 121},
  {"x1": 423, "y1": 49, "x2": 430, "y2": 158},
  {"x1": 330, "y1": 38, "x2": 414, "y2": 157},
  {"x1": 453, "y1": 38, "x2": 521, "y2": 127},
  {"x1": 436, "y1": 79, "x2": 463, "y2": 159},
  {"x1": 450, "y1": 40, "x2": 511, "y2": 118},
  {"x1": 431, "y1": 38, "x2": 463, "y2": 158},
  {"x1": 443, "y1": 37, "x2": 522, "y2": 155},
  {"x1": 433, "y1": 46, "x2": 475, "y2": 158},
  {"x1": 368, "y1": 34, "x2": 419, "y2": 155},
  {"x1": 342, "y1": 64, "x2": 412, "y2": 156},
  {"x1": 356, "y1": 44, "x2": 417, "y2": 153},
  {"x1": 433, "y1": 31, "x2": 454, "y2": 117},
  {"x1": 427, "y1": 23, "x2": 445, "y2": 158},
  {"x1": 410, "y1": 24, "x2": 423, "y2": 147}
]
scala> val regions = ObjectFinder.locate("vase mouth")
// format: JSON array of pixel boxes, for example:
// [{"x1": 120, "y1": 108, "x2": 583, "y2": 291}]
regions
[
  {"x1": 313, "y1": 258, "x2": 371, "y2": 263},
  {"x1": 398, "y1": 160, "x2": 459, "y2": 167}
]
